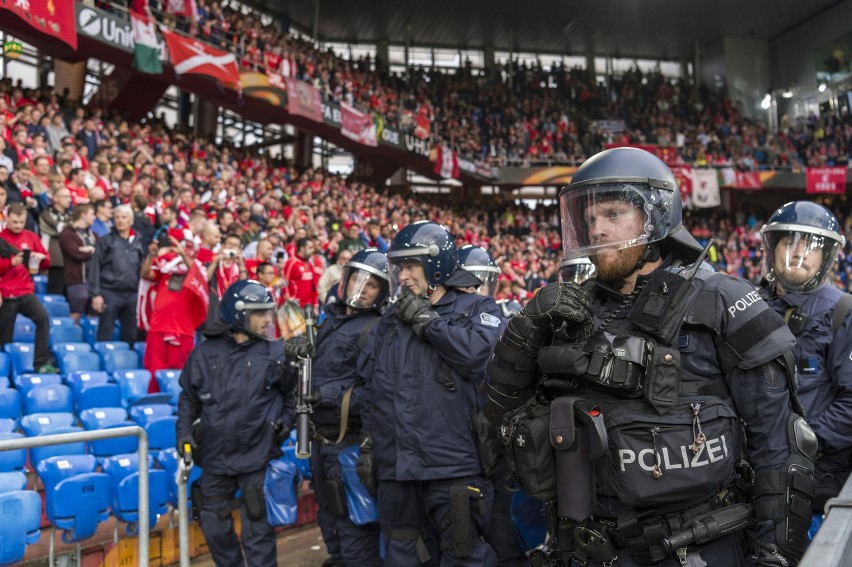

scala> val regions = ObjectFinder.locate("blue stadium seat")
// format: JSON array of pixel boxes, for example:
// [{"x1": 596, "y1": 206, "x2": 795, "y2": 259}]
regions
[
  {"x1": 76, "y1": 383, "x2": 123, "y2": 413},
  {"x1": 23, "y1": 384, "x2": 73, "y2": 415},
  {"x1": 48, "y1": 317, "x2": 77, "y2": 330},
  {"x1": 65, "y1": 371, "x2": 110, "y2": 396},
  {"x1": 133, "y1": 342, "x2": 146, "y2": 363},
  {"x1": 59, "y1": 351, "x2": 102, "y2": 376},
  {"x1": 44, "y1": 302, "x2": 71, "y2": 318},
  {"x1": 156, "y1": 448, "x2": 202, "y2": 509},
  {"x1": 0, "y1": 433, "x2": 26, "y2": 472},
  {"x1": 93, "y1": 341, "x2": 130, "y2": 356},
  {"x1": 19, "y1": 412, "x2": 75, "y2": 436},
  {"x1": 145, "y1": 416, "x2": 177, "y2": 452},
  {"x1": 0, "y1": 352, "x2": 9, "y2": 380},
  {"x1": 79, "y1": 408, "x2": 137, "y2": 460},
  {"x1": 52, "y1": 342, "x2": 92, "y2": 356},
  {"x1": 4, "y1": 343, "x2": 35, "y2": 379},
  {"x1": 49, "y1": 325, "x2": 84, "y2": 348},
  {"x1": 29, "y1": 426, "x2": 87, "y2": 469},
  {"x1": 0, "y1": 419, "x2": 16, "y2": 433},
  {"x1": 32, "y1": 274, "x2": 47, "y2": 296},
  {"x1": 12, "y1": 315, "x2": 35, "y2": 343},
  {"x1": 103, "y1": 453, "x2": 169, "y2": 534},
  {"x1": 114, "y1": 370, "x2": 170, "y2": 407},
  {"x1": 129, "y1": 404, "x2": 174, "y2": 428},
  {"x1": 102, "y1": 350, "x2": 140, "y2": 375},
  {"x1": 0, "y1": 377, "x2": 7, "y2": 388},
  {"x1": 37, "y1": 454, "x2": 111, "y2": 543},
  {"x1": 37, "y1": 294, "x2": 67, "y2": 304},
  {"x1": 80, "y1": 317, "x2": 100, "y2": 346},
  {"x1": 154, "y1": 369, "x2": 182, "y2": 405},
  {"x1": 0, "y1": 388, "x2": 21, "y2": 422},
  {"x1": 0, "y1": 470, "x2": 27, "y2": 492},
  {"x1": 14, "y1": 373, "x2": 63, "y2": 394},
  {"x1": 0, "y1": 489, "x2": 42, "y2": 564}
]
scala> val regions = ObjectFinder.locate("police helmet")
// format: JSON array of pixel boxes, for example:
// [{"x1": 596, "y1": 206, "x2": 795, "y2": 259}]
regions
[
  {"x1": 558, "y1": 256, "x2": 597, "y2": 284},
  {"x1": 558, "y1": 147, "x2": 702, "y2": 263},
  {"x1": 220, "y1": 280, "x2": 277, "y2": 339},
  {"x1": 761, "y1": 201, "x2": 845, "y2": 292},
  {"x1": 458, "y1": 245, "x2": 500, "y2": 297},
  {"x1": 387, "y1": 220, "x2": 458, "y2": 299},
  {"x1": 338, "y1": 248, "x2": 390, "y2": 310}
]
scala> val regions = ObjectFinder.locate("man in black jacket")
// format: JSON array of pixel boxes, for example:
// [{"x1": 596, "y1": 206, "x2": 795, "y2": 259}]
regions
[
  {"x1": 177, "y1": 280, "x2": 295, "y2": 567},
  {"x1": 88, "y1": 204, "x2": 147, "y2": 343}
]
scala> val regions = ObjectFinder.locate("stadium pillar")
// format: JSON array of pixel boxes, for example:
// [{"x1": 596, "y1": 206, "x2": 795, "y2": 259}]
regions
[
  {"x1": 484, "y1": 46, "x2": 496, "y2": 78},
  {"x1": 294, "y1": 129, "x2": 313, "y2": 170},
  {"x1": 586, "y1": 55, "x2": 595, "y2": 75},
  {"x1": 699, "y1": 38, "x2": 770, "y2": 120},
  {"x1": 178, "y1": 91, "x2": 192, "y2": 130},
  {"x1": 53, "y1": 59, "x2": 87, "y2": 102},
  {"x1": 376, "y1": 40, "x2": 389, "y2": 71},
  {"x1": 194, "y1": 98, "x2": 219, "y2": 137}
]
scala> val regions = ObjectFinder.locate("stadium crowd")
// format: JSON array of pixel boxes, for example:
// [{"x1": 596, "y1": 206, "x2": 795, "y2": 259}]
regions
[{"x1": 115, "y1": 0, "x2": 852, "y2": 169}]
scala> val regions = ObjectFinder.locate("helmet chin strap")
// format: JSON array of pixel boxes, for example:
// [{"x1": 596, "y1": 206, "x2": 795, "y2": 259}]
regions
[{"x1": 426, "y1": 284, "x2": 437, "y2": 297}]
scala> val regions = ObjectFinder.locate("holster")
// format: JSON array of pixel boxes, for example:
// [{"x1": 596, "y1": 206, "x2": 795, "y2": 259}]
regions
[
  {"x1": 190, "y1": 479, "x2": 203, "y2": 522},
  {"x1": 442, "y1": 483, "x2": 487, "y2": 559},
  {"x1": 324, "y1": 478, "x2": 349, "y2": 518},
  {"x1": 243, "y1": 483, "x2": 267, "y2": 522}
]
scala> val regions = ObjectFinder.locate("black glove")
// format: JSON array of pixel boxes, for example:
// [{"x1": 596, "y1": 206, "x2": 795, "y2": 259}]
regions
[
  {"x1": 395, "y1": 289, "x2": 439, "y2": 338},
  {"x1": 285, "y1": 335, "x2": 316, "y2": 359},
  {"x1": 177, "y1": 434, "x2": 197, "y2": 459},
  {"x1": 524, "y1": 282, "x2": 593, "y2": 331},
  {"x1": 356, "y1": 436, "x2": 378, "y2": 497},
  {"x1": 272, "y1": 418, "x2": 292, "y2": 445}
]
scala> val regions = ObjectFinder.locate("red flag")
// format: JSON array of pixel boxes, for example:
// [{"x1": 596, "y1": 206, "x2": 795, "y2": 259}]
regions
[
  {"x1": 285, "y1": 78, "x2": 322, "y2": 123},
  {"x1": 340, "y1": 103, "x2": 377, "y2": 146},
  {"x1": 0, "y1": 0, "x2": 76, "y2": 49},
  {"x1": 806, "y1": 167, "x2": 847, "y2": 195},
  {"x1": 670, "y1": 165, "x2": 693, "y2": 201},
  {"x1": 434, "y1": 145, "x2": 459, "y2": 179},
  {"x1": 160, "y1": 28, "x2": 240, "y2": 87},
  {"x1": 734, "y1": 171, "x2": 761, "y2": 189}
]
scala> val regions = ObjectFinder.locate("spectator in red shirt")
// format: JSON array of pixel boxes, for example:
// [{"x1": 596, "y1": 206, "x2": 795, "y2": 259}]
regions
[
  {"x1": 282, "y1": 237, "x2": 319, "y2": 309},
  {"x1": 197, "y1": 220, "x2": 221, "y2": 266},
  {"x1": 0, "y1": 203, "x2": 55, "y2": 373}
]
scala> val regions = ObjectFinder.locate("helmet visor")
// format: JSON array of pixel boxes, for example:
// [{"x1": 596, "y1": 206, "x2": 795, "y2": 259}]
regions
[
  {"x1": 339, "y1": 268, "x2": 387, "y2": 310},
  {"x1": 247, "y1": 307, "x2": 277, "y2": 340},
  {"x1": 466, "y1": 269, "x2": 500, "y2": 297},
  {"x1": 762, "y1": 230, "x2": 839, "y2": 292},
  {"x1": 388, "y1": 257, "x2": 428, "y2": 302},
  {"x1": 559, "y1": 182, "x2": 675, "y2": 260},
  {"x1": 277, "y1": 301, "x2": 306, "y2": 340},
  {"x1": 558, "y1": 261, "x2": 597, "y2": 284}
]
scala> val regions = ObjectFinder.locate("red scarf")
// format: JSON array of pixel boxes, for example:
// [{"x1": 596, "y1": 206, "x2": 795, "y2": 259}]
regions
[{"x1": 215, "y1": 260, "x2": 241, "y2": 299}]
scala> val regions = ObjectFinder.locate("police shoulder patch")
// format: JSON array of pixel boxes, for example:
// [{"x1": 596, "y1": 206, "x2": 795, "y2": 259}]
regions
[{"x1": 480, "y1": 312, "x2": 501, "y2": 328}]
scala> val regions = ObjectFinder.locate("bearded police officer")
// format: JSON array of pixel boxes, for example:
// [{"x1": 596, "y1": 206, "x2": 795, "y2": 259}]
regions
[
  {"x1": 760, "y1": 202, "x2": 852, "y2": 514},
  {"x1": 286, "y1": 249, "x2": 389, "y2": 567},
  {"x1": 177, "y1": 280, "x2": 295, "y2": 567},
  {"x1": 484, "y1": 147, "x2": 815, "y2": 566},
  {"x1": 357, "y1": 221, "x2": 504, "y2": 566}
]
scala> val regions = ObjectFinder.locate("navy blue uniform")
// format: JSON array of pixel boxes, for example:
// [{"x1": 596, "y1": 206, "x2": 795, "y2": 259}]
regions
[
  {"x1": 177, "y1": 324, "x2": 295, "y2": 567},
  {"x1": 767, "y1": 285, "x2": 852, "y2": 507},
  {"x1": 359, "y1": 289, "x2": 503, "y2": 566},
  {"x1": 311, "y1": 302, "x2": 382, "y2": 567}
]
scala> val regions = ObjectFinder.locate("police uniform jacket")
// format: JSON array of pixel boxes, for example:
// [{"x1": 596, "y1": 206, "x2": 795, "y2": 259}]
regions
[
  {"x1": 359, "y1": 289, "x2": 503, "y2": 482},
  {"x1": 176, "y1": 323, "x2": 295, "y2": 476},
  {"x1": 767, "y1": 285, "x2": 852, "y2": 468},
  {"x1": 312, "y1": 302, "x2": 378, "y2": 428}
]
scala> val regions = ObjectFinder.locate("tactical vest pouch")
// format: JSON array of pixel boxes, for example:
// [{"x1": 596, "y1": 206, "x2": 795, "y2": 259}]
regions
[
  {"x1": 597, "y1": 397, "x2": 741, "y2": 508},
  {"x1": 581, "y1": 331, "x2": 653, "y2": 396},
  {"x1": 502, "y1": 401, "x2": 557, "y2": 502},
  {"x1": 643, "y1": 346, "x2": 681, "y2": 415}
]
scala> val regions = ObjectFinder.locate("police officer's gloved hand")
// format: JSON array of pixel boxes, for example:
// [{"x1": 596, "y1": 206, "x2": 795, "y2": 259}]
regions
[
  {"x1": 395, "y1": 289, "x2": 439, "y2": 338},
  {"x1": 272, "y1": 419, "x2": 292, "y2": 446},
  {"x1": 284, "y1": 335, "x2": 316, "y2": 359},
  {"x1": 524, "y1": 282, "x2": 593, "y2": 332},
  {"x1": 356, "y1": 435, "x2": 378, "y2": 497},
  {"x1": 177, "y1": 434, "x2": 197, "y2": 459}
]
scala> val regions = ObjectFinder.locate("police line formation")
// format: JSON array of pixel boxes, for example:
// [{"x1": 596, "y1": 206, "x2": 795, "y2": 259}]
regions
[{"x1": 177, "y1": 147, "x2": 852, "y2": 567}]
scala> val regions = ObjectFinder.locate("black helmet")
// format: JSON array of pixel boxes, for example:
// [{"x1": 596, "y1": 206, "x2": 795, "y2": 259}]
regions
[
  {"x1": 338, "y1": 248, "x2": 390, "y2": 310},
  {"x1": 558, "y1": 147, "x2": 702, "y2": 263},
  {"x1": 387, "y1": 220, "x2": 458, "y2": 299},
  {"x1": 761, "y1": 201, "x2": 845, "y2": 292},
  {"x1": 458, "y1": 245, "x2": 500, "y2": 297},
  {"x1": 220, "y1": 280, "x2": 277, "y2": 339}
]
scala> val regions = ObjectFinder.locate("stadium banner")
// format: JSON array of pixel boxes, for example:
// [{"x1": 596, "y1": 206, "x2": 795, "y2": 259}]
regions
[
  {"x1": 434, "y1": 145, "x2": 459, "y2": 179},
  {"x1": 340, "y1": 103, "x2": 377, "y2": 147},
  {"x1": 806, "y1": 167, "x2": 847, "y2": 194},
  {"x1": 496, "y1": 166, "x2": 578, "y2": 186},
  {"x1": 161, "y1": 28, "x2": 240, "y2": 88},
  {"x1": 719, "y1": 168, "x2": 763, "y2": 189},
  {"x1": 0, "y1": 0, "x2": 77, "y2": 49},
  {"x1": 604, "y1": 143, "x2": 679, "y2": 165},
  {"x1": 76, "y1": 4, "x2": 167, "y2": 61},
  {"x1": 592, "y1": 119, "x2": 626, "y2": 133},
  {"x1": 284, "y1": 78, "x2": 322, "y2": 123},
  {"x1": 692, "y1": 169, "x2": 721, "y2": 208},
  {"x1": 457, "y1": 156, "x2": 499, "y2": 180},
  {"x1": 131, "y1": 12, "x2": 163, "y2": 75},
  {"x1": 670, "y1": 165, "x2": 692, "y2": 202}
]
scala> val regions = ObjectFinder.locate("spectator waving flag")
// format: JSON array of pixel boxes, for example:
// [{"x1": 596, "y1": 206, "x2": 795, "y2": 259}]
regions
[
  {"x1": 161, "y1": 28, "x2": 240, "y2": 88},
  {"x1": 434, "y1": 145, "x2": 459, "y2": 179},
  {"x1": 164, "y1": 0, "x2": 198, "y2": 20},
  {"x1": 131, "y1": 12, "x2": 163, "y2": 75}
]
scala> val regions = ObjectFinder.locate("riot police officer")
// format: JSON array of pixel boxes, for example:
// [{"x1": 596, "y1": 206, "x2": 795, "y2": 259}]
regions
[
  {"x1": 357, "y1": 220, "x2": 504, "y2": 566},
  {"x1": 484, "y1": 147, "x2": 815, "y2": 566},
  {"x1": 760, "y1": 202, "x2": 852, "y2": 511},
  {"x1": 176, "y1": 280, "x2": 295, "y2": 567},
  {"x1": 285, "y1": 249, "x2": 388, "y2": 567},
  {"x1": 459, "y1": 245, "x2": 528, "y2": 567}
]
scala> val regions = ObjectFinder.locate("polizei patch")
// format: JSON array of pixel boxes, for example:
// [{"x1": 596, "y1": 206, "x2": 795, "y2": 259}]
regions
[
  {"x1": 727, "y1": 291, "x2": 762, "y2": 318},
  {"x1": 480, "y1": 313, "x2": 501, "y2": 328}
]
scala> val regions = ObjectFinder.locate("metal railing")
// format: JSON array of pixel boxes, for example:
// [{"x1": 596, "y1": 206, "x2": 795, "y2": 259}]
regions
[
  {"x1": 800, "y1": 473, "x2": 852, "y2": 566},
  {"x1": 0, "y1": 426, "x2": 151, "y2": 566}
]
